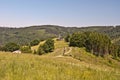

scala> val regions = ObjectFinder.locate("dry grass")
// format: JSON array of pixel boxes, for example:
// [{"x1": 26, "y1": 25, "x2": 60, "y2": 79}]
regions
[
  {"x1": 0, "y1": 39, "x2": 120, "y2": 80},
  {"x1": 0, "y1": 52, "x2": 120, "y2": 80}
]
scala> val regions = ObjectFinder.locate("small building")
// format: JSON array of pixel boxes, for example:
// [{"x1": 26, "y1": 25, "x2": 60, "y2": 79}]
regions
[{"x1": 12, "y1": 50, "x2": 21, "y2": 54}]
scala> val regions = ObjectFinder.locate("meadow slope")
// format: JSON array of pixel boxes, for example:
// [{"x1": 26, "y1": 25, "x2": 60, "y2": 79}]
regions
[{"x1": 0, "y1": 40, "x2": 120, "y2": 80}]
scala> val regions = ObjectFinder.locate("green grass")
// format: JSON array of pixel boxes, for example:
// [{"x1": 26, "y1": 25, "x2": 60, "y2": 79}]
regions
[
  {"x1": 0, "y1": 40, "x2": 120, "y2": 80},
  {"x1": 0, "y1": 52, "x2": 120, "y2": 80},
  {"x1": 31, "y1": 38, "x2": 68, "y2": 52},
  {"x1": 31, "y1": 40, "x2": 45, "y2": 51},
  {"x1": 69, "y1": 47, "x2": 120, "y2": 69}
]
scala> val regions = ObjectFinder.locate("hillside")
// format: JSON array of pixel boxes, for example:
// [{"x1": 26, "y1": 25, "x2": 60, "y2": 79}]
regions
[
  {"x1": 1, "y1": 25, "x2": 120, "y2": 45},
  {"x1": 32, "y1": 39, "x2": 120, "y2": 68},
  {"x1": 0, "y1": 39, "x2": 120, "y2": 80}
]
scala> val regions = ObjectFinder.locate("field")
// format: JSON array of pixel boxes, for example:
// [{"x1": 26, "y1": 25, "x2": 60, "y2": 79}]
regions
[{"x1": 0, "y1": 40, "x2": 120, "y2": 80}]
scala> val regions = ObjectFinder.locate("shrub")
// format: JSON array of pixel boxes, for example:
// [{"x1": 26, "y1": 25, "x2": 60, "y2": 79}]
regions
[
  {"x1": 37, "y1": 45, "x2": 45, "y2": 55},
  {"x1": 33, "y1": 50, "x2": 37, "y2": 54},
  {"x1": 65, "y1": 34, "x2": 70, "y2": 42},
  {"x1": 37, "y1": 39, "x2": 54, "y2": 55},
  {"x1": 42, "y1": 39, "x2": 54, "y2": 53},
  {"x1": 30, "y1": 40, "x2": 39, "y2": 46},
  {"x1": 20, "y1": 46, "x2": 32, "y2": 53},
  {"x1": 70, "y1": 32, "x2": 86, "y2": 47},
  {"x1": 3, "y1": 42, "x2": 20, "y2": 52}
]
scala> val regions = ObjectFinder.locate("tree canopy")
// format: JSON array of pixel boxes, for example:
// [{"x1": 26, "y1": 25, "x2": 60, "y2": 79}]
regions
[
  {"x1": 37, "y1": 39, "x2": 54, "y2": 55},
  {"x1": 30, "y1": 40, "x2": 40, "y2": 46},
  {"x1": 69, "y1": 32, "x2": 120, "y2": 57},
  {"x1": 2, "y1": 42, "x2": 20, "y2": 52}
]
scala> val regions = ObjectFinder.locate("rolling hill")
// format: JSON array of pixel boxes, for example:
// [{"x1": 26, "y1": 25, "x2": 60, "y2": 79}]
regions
[
  {"x1": 0, "y1": 25, "x2": 120, "y2": 45},
  {"x1": 0, "y1": 39, "x2": 120, "y2": 80}
]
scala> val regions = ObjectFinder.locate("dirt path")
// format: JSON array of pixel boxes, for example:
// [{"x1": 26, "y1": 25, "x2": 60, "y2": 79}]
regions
[
  {"x1": 53, "y1": 47, "x2": 120, "y2": 73},
  {"x1": 56, "y1": 47, "x2": 72, "y2": 57},
  {"x1": 64, "y1": 47, "x2": 72, "y2": 55}
]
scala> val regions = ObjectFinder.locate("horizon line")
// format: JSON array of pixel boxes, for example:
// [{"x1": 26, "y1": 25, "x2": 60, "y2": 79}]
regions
[{"x1": 0, "y1": 24, "x2": 119, "y2": 28}]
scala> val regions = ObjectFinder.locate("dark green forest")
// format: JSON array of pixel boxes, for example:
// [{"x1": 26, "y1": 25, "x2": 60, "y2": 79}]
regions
[
  {"x1": 0, "y1": 25, "x2": 120, "y2": 46},
  {"x1": 69, "y1": 32, "x2": 120, "y2": 59}
]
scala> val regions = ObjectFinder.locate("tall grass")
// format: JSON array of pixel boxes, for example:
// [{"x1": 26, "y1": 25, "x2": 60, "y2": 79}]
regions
[
  {"x1": 0, "y1": 40, "x2": 120, "y2": 80},
  {"x1": 69, "y1": 47, "x2": 120, "y2": 69},
  {"x1": 0, "y1": 52, "x2": 120, "y2": 80}
]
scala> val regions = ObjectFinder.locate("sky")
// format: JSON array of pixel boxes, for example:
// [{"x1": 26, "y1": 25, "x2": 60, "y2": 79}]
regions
[{"x1": 0, "y1": 0, "x2": 120, "y2": 27}]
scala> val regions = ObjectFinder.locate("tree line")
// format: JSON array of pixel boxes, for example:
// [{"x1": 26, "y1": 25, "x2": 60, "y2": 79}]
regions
[
  {"x1": 0, "y1": 39, "x2": 54, "y2": 55},
  {"x1": 0, "y1": 39, "x2": 39, "y2": 53},
  {"x1": 66, "y1": 32, "x2": 120, "y2": 58}
]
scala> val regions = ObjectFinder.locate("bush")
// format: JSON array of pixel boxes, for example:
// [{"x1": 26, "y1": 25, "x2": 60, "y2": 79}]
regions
[
  {"x1": 20, "y1": 46, "x2": 32, "y2": 53},
  {"x1": 42, "y1": 39, "x2": 54, "y2": 53},
  {"x1": 37, "y1": 39, "x2": 54, "y2": 55},
  {"x1": 33, "y1": 50, "x2": 37, "y2": 54},
  {"x1": 70, "y1": 32, "x2": 86, "y2": 47},
  {"x1": 3, "y1": 42, "x2": 20, "y2": 52},
  {"x1": 0, "y1": 46, "x2": 4, "y2": 51},
  {"x1": 37, "y1": 45, "x2": 45, "y2": 55},
  {"x1": 65, "y1": 34, "x2": 70, "y2": 42},
  {"x1": 30, "y1": 40, "x2": 39, "y2": 46}
]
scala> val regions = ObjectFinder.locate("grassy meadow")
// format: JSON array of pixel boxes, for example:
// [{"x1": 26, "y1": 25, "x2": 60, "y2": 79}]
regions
[{"x1": 0, "y1": 40, "x2": 120, "y2": 80}]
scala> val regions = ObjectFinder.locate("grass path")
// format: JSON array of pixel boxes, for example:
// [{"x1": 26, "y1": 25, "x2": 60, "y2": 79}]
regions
[
  {"x1": 65, "y1": 47, "x2": 72, "y2": 55},
  {"x1": 34, "y1": 39, "x2": 120, "y2": 73},
  {"x1": 56, "y1": 47, "x2": 72, "y2": 57},
  {"x1": 50, "y1": 47, "x2": 119, "y2": 73},
  {"x1": 29, "y1": 39, "x2": 120, "y2": 80}
]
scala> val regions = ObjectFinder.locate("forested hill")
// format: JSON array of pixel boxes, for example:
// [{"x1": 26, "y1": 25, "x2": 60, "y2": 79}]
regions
[{"x1": 0, "y1": 25, "x2": 120, "y2": 45}]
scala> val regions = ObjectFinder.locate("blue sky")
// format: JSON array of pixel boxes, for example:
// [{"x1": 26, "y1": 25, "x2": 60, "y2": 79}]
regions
[{"x1": 0, "y1": 0, "x2": 120, "y2": 27}]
